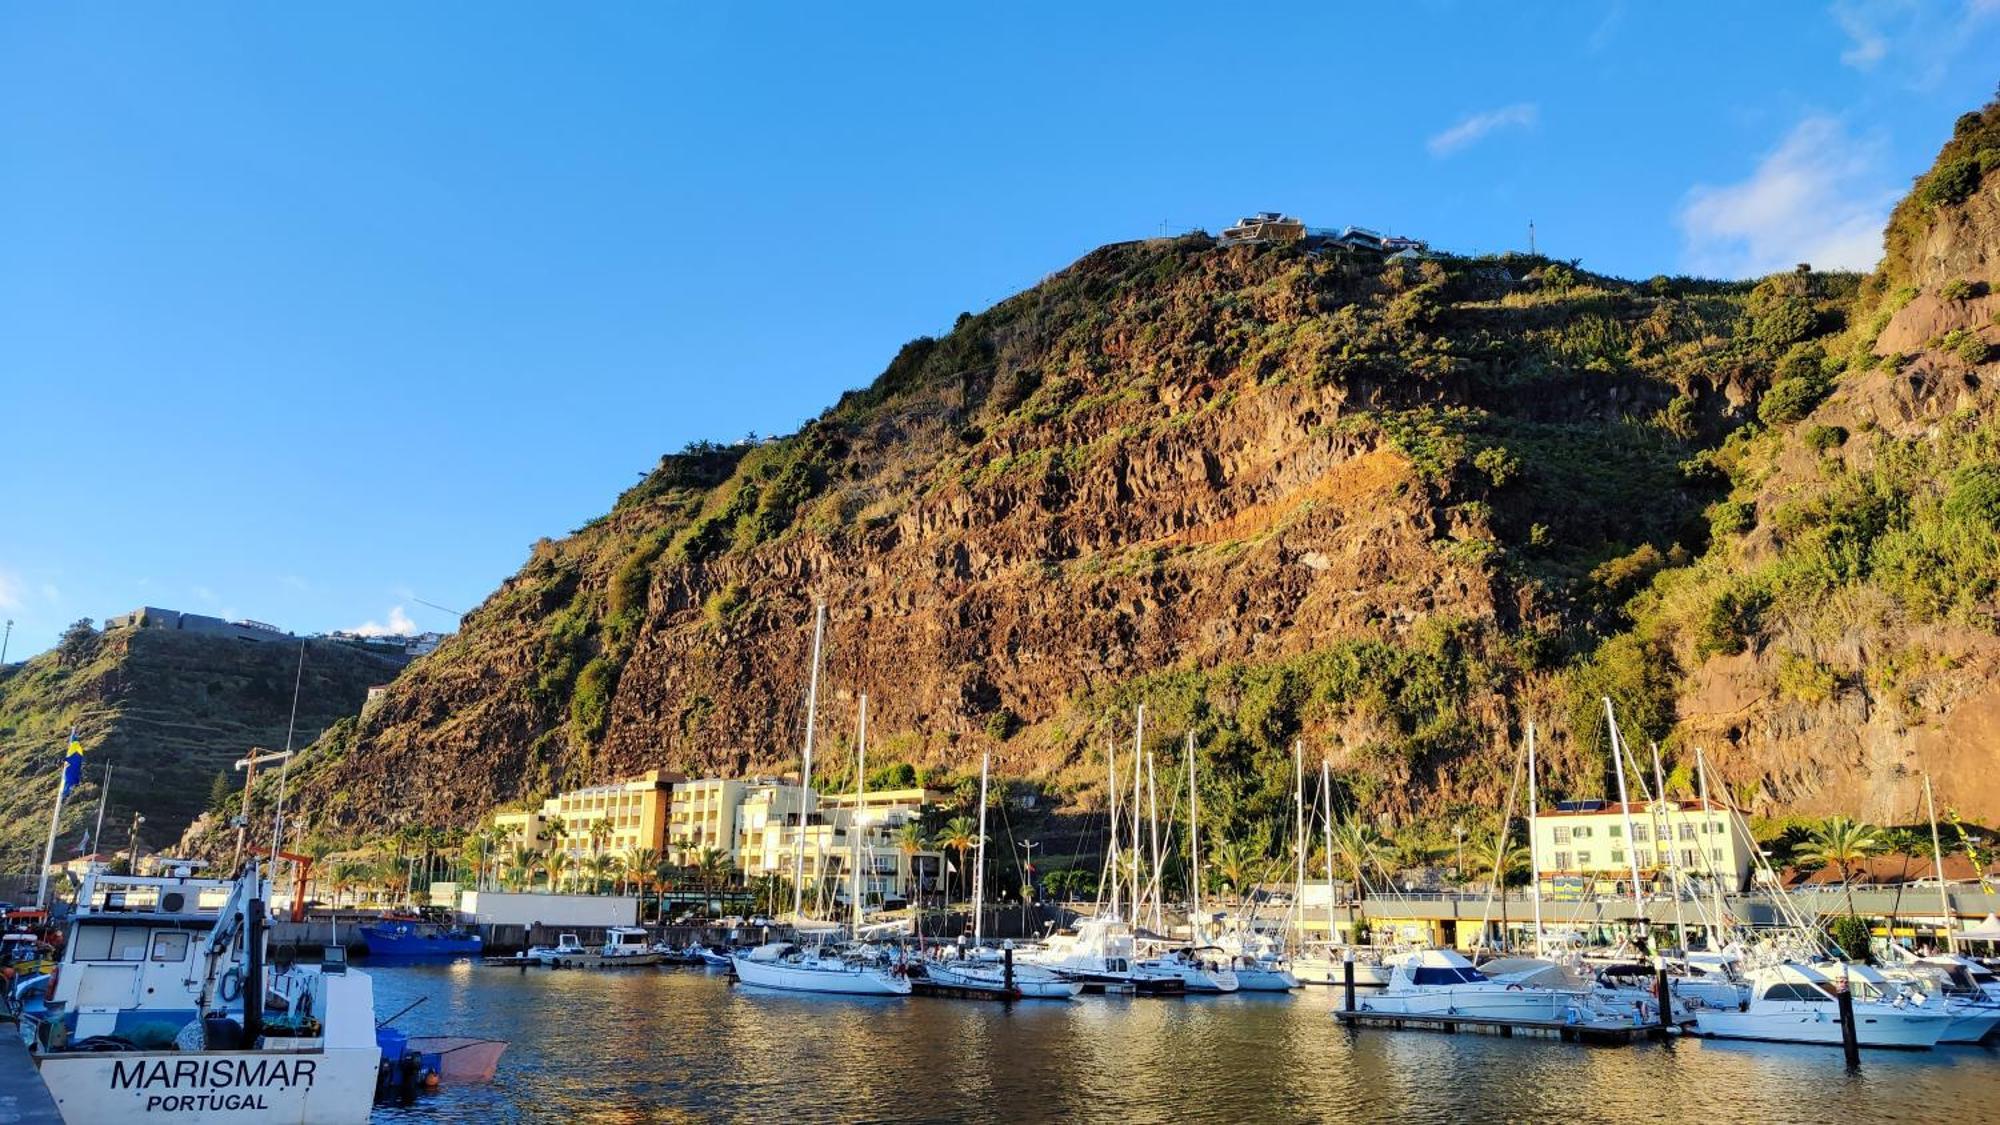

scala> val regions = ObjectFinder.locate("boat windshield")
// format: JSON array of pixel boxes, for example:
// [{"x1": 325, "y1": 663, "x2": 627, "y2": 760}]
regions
[
  {"x1": 1409, "y1": 966, "x2": 1485, "y2": 986},
  {"x1": 1762, "y1": 981, "x2": 1833, "y2": 1002}
]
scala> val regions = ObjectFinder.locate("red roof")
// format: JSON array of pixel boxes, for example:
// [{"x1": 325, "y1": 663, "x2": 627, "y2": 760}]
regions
[
  {"x1": 1783, "y1": 853, "x2": 2000, "y2": 887},
  {"x1": 1537, "y1": 799, "x2": 1736, "y2": 819}
]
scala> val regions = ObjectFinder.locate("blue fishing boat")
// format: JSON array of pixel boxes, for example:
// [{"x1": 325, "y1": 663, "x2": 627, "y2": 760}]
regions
[{"x1": 359, "y1": 919, "x2": 483, "y2": 958}]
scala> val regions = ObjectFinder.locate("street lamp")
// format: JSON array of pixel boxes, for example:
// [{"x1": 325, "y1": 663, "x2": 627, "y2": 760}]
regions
[
  {"x1": 1019, "y1": 840, "x2": 1038, "y2": 932},
  {"x1": 128, "y1": 813, "x2": 146, "y2": 874}
]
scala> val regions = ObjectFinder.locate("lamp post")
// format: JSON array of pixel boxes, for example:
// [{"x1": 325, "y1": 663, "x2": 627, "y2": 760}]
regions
[
  {"x1": 1454, "y1": 821, "x2": 1466, "y2": 886},
  {"x1": 1019, "y1": 839, "x2": 1038, "y2": 933},
  {"x1": 1, "y1": 619, "x2": 13, "y2": 666},
  {"x1": 128, "y1": 813, "x2": 146, "y2": 874}
]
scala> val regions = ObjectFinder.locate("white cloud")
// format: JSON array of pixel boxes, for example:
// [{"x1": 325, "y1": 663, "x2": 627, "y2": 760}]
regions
[
  {"x1": 1833, "y1": 1, "x2": 1888, "y2": 68},
  {"x1": 345, "y1": 605, "x2": 419, "y2": 637},
  {"x1": 0, "y1": 571, "x2": 22, "y2": 612},
  {"x1": 1428, "y1": 103, "x2": 1538, "y2": 157},
  {"x1": 1677, "y1": 115, "x2": 1897, "y2": 278}
]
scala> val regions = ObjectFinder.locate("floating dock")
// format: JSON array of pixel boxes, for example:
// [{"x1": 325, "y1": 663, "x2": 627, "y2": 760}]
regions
[{"x1": 1333, "y1": 1008, "x2": 1669, "y2": 1046}]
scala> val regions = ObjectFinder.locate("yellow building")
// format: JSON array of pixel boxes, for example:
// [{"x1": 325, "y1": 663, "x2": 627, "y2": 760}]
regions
[
  {"x1": 494, "y1": 768, "x2": 681, "y2": 860},
  {"x1": 1534, "y1": 798, "x2": 1754, "y2": 892}
]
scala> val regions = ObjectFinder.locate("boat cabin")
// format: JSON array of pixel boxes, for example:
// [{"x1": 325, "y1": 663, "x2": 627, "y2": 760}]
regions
[{"x1": 1390, "y1": 949, "x2": 1488, "y2": 988}]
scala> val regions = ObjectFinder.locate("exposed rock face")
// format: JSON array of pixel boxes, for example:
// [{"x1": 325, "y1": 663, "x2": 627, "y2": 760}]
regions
[{"x1": 276, "y1": 96, "x2": 2000, "y2": 844}]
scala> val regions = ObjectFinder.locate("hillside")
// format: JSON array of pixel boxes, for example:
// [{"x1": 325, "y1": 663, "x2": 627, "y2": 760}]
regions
[
  {"x1": 257, "y1": 97, "x2": 2000, "y2": 851},
  {"x1": 0, "y1": 625, "x2": 404, "y2": 869}
]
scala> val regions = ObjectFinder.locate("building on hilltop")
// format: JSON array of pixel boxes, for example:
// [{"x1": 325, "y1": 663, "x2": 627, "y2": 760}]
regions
[
  {"x1": 104, "y1": 606, "x2": 295, "y2": 645},
  {"x1": 1218, "y1": 213, "x2": 1432, "y2": 256},
  {"x1": 1531, "y1": 798, "x2": 1755, "y2": 895},
  {"x1": 1219, "y1": 211, "x2": 1305, "y2": 245}
]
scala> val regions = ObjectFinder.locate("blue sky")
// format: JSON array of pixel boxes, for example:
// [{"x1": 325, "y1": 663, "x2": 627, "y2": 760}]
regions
[{"x1": 1, "y1": 2, "x2": 1996, "y2": 659}]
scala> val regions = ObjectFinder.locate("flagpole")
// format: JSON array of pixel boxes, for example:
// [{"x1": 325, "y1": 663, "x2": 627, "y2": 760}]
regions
[{"x1": 35, "y1": 726, "x2": 76, "y2": 910}]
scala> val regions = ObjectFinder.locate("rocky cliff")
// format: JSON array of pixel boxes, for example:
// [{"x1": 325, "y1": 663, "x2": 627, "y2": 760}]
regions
[{"x1": 266, "y1": 97, "x2": 2000, "y2": 847}]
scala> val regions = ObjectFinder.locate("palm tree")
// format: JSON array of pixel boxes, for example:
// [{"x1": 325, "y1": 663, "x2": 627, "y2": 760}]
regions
[
  {"x1": 545, "y1": 849, "x2": 572, "y2": 893},
  {"x1": 586, "y1": 852, "x2": 619, "y2": 895},
  {"x1": 1208, "y1": 836, "x2": 1266, "y2": 898},
  {"x1": 694, "y1": 846, "x2": 735, "y2": 888},
  {"x1": 461, "y1": 830, "x2": 495, "y2": 891},
  {"x1": 938, "y1": 816, "x2": 979, "y2": 902},
  {"x1": 587, "y1": 816, "x2": 614, "y2": 857},
  {"x1": 504, "y1": 846, "x2": 541, "y2": 891},
  {"x1": 328, "y1": 858, "x2": 371, "y2": 908},
  {"x1": 893, "y1": 822, "x2": 930, "y2": 900},
  {"x1": 1329, "y1": 820, "x2": 1389, "y2": 893},
  {"x1": 626, "y1": 847, "x2": 659, "y2": 899},
  {"x1": 1804, "y1": 815, "x2": 1883, "y2": 915}
]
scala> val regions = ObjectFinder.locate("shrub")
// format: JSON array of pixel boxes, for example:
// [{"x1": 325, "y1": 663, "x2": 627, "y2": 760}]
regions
[
  {"x1": 1694, "y1": 587, "x2": 1767, "y2": 659},
  {"x1": 983, "y1": 708, "x2": 1022, "y2": 741},
  {"x1": 1943, "y1": 465, "x2": 2000, "y2": 528},
  {"x1": 1776, "y1": 653, "x2": 1839, "y2": 704},
  {"x1": 1759, "y1": 377, "x2": 1827, "y2": 426},
  {"x1": 1940, "y1": 278, "x2": 1976, "y2": 302},
  {"x1": 1942, "y1": 329, "x2": 1991, "y2": 366},
  {"x1": 1803, "y1": 425, "x2": 1848, "y2": 453},
  {"x1": 569, "y1": 656, "x2": 620, "y2": 746},
  {"x1": 1472, "y1": 445, "x2": 1521, "y2": 487},
  {"x1": 1920, "y1": 158, "x2": 1981, "y2": 208},
  {"x1": 1828, "y1": 914, "x2": 1873, "y2": 962},
  {"x1": 702, "y1": 583, "x2": 751, "y2": 629},
  {"x1": 1709, "y1": 500, "x2": 1756, "y2": 537}
]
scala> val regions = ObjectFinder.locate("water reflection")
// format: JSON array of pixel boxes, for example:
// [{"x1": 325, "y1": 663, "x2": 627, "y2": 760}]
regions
[{"x1": 369, "y1": 964, "x2": 1995, "y2": 1123}]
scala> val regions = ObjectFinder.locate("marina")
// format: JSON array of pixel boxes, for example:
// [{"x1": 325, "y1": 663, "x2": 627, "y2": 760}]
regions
[{"x1": 359, "y1": 960, "x2": 2000, "y2": 1122}]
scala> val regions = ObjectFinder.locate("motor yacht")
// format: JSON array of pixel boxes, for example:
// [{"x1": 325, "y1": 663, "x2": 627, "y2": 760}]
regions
[{"x1": 1691, "y1": 962, "x2": 1949, "y2": 1049}]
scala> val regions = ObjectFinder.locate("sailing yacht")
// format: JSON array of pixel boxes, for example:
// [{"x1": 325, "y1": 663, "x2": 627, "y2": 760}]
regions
[
  {"x1": 920, "y1": 950, "x2": 1082, "y2": 999},
  {"x1": 1690, "y1": 962, "x2": 1949, "y2": 1048},
  {"x1": 730, "y1": 943, "x2": 912, "y2": 996},
  {"x1": 1353, "y1": 948, "x2": 1586, "y2": 1021}
]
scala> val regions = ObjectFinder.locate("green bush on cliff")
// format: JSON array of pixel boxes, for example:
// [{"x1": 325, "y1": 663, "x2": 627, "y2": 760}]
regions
[{"x1": 1920, "y1": 158, "x2": 1981, "y2": 207}]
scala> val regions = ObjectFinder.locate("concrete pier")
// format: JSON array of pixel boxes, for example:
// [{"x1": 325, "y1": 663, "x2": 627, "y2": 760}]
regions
[{"x1": 0, "y1": 1034, "x2": 61, "y2": 1125}]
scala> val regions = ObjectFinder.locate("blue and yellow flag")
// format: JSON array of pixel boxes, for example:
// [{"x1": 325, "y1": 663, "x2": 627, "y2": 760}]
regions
[{"x1": 61, "y1": 734, "x2": 84, "y2": 797}]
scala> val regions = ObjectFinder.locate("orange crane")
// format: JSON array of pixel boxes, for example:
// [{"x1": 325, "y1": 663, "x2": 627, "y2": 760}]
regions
[{"x1": 274, "y1": 851, "x2": 316, "y2": 923}]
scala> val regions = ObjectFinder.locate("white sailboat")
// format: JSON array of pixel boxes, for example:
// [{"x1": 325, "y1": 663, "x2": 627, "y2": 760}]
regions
[
  {"x1": 732, "y1": 607, "x2": 907, "y2": 997},
  {"x1": 1354, "y1": 947, "x2": 1586, "y2": 1022}
]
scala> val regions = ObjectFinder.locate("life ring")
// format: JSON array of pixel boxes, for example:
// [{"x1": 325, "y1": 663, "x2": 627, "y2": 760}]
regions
[
  {"x1": 218, "y1": 968, "x2": 244, "y2": 1002},
  {"x1": 1505, "y1": 983, "x2": 1524, "y2": 991}
]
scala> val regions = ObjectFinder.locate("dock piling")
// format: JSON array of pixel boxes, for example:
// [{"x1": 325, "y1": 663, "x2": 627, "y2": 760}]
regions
[
  {"x1": 1834, "y1": 982, "x2": 1861, "y2": 1069},
  {"x1": 1342, "y1": 955, "x2": 1356, "y2": 1014},
  {"x1": 1653, "y1": 961, "x2": 1670, "y2": 1030}
]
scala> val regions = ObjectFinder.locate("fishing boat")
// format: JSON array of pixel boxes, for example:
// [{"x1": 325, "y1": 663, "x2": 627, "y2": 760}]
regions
[
  {"x1": 14, "y1": 860, "x2": 382, "y2": 1124},
  {"x1": 730, "y1": 942, "x2": 911, "y2": 996},
  {"x1": 1690, "y1": 962, "x2": 1949, "y2": 1049},
  {"x1": 357, "y1": 918, "x2": 483, "y2": 959},
  {"x1": 524, "y1": 933, "x2": 588, "y2": 966},
  {"x1": 1353, "y1": 948, "x2": 1584, "y2": 1022}
]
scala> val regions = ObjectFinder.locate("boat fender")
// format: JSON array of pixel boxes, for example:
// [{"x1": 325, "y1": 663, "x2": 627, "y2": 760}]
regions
[{"x1": 218, "y1": 968, "x2": 244, "y2": 1002}]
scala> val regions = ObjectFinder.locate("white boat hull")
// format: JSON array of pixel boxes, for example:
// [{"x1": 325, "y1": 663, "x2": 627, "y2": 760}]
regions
[
  {"x1": 923, "y1": 961, "x2": 1081, "y2": 999},
  {"x1": 1293, "y1": 958, "x2": 1391, "y2": 987},
  {"x1": 731, "y1": 955, "x2": 910, "y2": 996},
  {"x1": 33, "y1": 1047, "x2": 381, "y2": 1125},
  {"x1": 1693, "y1": 1006, "x2": 1947, "y2": 1048},
  {"x1": 1232, "y1": 966, "x2": 1299, "y2": 992},
  {"x1": 1357, "y1": 987, "x2": 1574, "y2": 1022}
]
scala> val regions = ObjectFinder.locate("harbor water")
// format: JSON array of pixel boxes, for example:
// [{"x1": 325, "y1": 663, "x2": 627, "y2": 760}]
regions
[{"x1": 368, "y1": 963, "x2": 1999, "y2": 1122}]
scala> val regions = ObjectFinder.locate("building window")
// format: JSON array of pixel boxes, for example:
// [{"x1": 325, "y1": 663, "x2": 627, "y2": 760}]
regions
[
  {"x1": 1553, "y1": 851, "x2": 1571, "y2": 869},
  {"x1": 1575, "y1": 826, "x2": 1593, "y2": 839},
  {"x1": 1611, "y1": 849, "x2": 1626, "y2": 864},
  {"x1": 1678, "y1": 824, "x2": 1696, "y2": 841},
  {"x1": 1657, "y1": 849, "x2": 1670, "y2": 867},
  {"x1": 1608, "y1": 824, "x2": 1623, "y2": 838},
  {"x1": 1577, "y1": 851, "x2": 1592, "y2": 865},
  {"x1": 1710, "y1": 848, "x2": 1723, "y2": 862},
  {"x1": 1553, "y1": 827, "x2": 1571, "y2": 844},
  {"x1": 1632, "y1": 824, "x2": 1649, "y2": 843}
]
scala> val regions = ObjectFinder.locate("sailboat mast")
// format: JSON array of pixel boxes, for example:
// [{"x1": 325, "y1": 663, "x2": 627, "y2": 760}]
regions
[
  {"x1": 1603, "y1": 697, "x2": 1648, "y2": 942},
  {"x1": 1106, "y1": 736, "x2": 1120, "y2": 919},
  {"x1": 974, "y1": 751, "x2": 990, "y2": 945},
  {"x1": 791, "y1": 604, "x2": 826, "y2": 921},
  {"x1": 1186, "y1": 732, "x2": 1200, "y2": 937},
  {"x1": 1924, "y1": 772, "x2": 1955, "y2": 954},
  {"x1": 92, "y1": 761, "x2": 113, "y2": 866},
  {"x1": 1527, "y1": 723, "x2": 1543, "y2": 957},
  {"x1": 1651, "y1": 741, "x2": 1687, "y2": 952},
  {"x1": 1695, "y1": 746, "x2": 1727, "y2": 943},
  {"x1": 1293, "y1": 739, "x2": 1305, "y2": 932},
  {"x1": 1146, "y1": 752, "x2": 1163, "y2": 936},
  {"x1": 1131, "y1": 705, "x2": 1145, "y2": 926},
  {"x1": 1320, "y1": 760, "x2": 1334, "y2": 947},
  {"x1": 852, "y1": 693, "x2": 867, "y2": 936}
]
